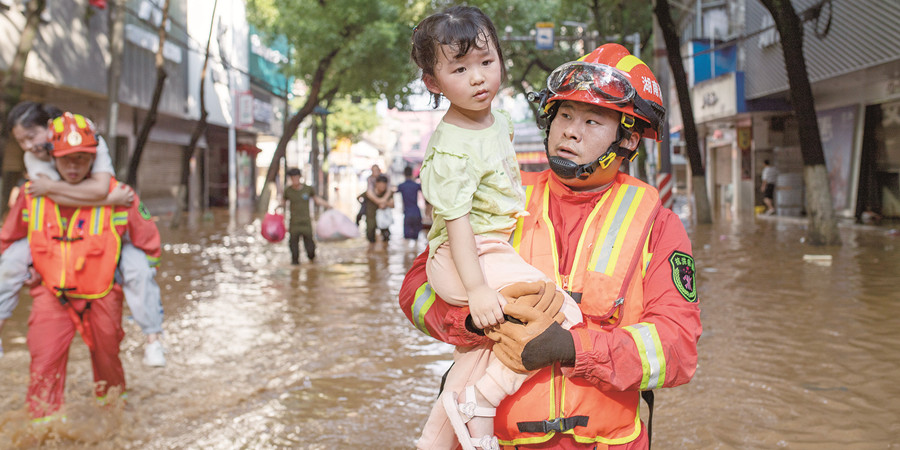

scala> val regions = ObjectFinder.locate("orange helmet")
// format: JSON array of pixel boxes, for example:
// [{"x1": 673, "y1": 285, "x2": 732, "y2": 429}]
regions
[
  {"x1": 48, "y1": 112, "x2": 98, "y2": 157},
  {"x1": 543, "y1": 43, "x2": 665, "y2": 141}
]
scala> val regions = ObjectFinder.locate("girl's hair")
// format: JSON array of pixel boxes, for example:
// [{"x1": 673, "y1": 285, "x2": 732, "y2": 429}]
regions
[
  {"x1": 411, "y1": 5, "x2": 506, "y2": 108},
  {"x1": 7, "y1": 101, "x2": 63, "y2": 130}
]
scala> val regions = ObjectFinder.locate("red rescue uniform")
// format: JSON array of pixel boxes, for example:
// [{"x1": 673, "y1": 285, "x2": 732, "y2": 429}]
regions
[
  {"x1": 399, "y1": 170, "x2": 701, "y2": 449},
  {"x1": 0, "y1": 181, "x2": 161, "y2": 419}
]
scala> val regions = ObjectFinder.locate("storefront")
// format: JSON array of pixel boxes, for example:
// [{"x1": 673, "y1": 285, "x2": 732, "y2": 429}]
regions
[{"x1": 691, "y1": 71, "x2": 750, "y2": 219}]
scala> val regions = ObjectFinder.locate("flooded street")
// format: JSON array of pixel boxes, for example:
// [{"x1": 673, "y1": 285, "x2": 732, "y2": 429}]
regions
[{"x1": 1, "y1": 201, "x2": 899, "y2": 448}]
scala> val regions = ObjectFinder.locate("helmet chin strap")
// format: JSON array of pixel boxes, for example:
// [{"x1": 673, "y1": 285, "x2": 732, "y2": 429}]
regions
[{"x1": 546, "y1": 140, "x2": 622, "y2": 180}]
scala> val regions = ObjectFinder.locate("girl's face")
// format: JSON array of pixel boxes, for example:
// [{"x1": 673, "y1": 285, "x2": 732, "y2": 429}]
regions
[
  {"x1": 12, "y1": 123, "x2": 51, "y2": 161},
  {"x1": 424, "y1": 34, "x2": 501, "y2": 117}
]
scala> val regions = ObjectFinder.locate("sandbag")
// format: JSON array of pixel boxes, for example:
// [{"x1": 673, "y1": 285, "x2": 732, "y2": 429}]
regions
[
  {"x1": 316, "y1": 209, "x2": 360, "y2": 241},
  {"x1": 261, "y1": 212, "x2": 286, "y2": 243}
]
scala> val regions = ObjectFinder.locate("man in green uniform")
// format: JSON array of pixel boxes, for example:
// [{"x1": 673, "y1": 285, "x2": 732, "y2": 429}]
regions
[{"x1": 281, "y1": 168, "x2": 330, "y2": 264}]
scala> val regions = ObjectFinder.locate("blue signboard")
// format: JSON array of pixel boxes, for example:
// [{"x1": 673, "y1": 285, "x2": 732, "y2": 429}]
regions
[{"x1": 248, "y1": 25, "x2": 292, "y2": 97}]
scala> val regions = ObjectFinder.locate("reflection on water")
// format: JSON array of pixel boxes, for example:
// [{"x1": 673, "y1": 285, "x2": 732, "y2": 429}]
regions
[{"x1": 1, "y1": 207, "x2": 899, "y2": 448}]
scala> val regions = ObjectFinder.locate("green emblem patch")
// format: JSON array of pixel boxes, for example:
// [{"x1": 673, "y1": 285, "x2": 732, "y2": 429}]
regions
[
  {"x1": 138, "y1": 202, "x2": 152, "y2": 220},
  {"x1": 668, "y1": 250, "x2": 697, "y2": 303}
]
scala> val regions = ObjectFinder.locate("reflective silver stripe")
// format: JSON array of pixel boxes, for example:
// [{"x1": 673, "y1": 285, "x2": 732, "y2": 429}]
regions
[
  {"x1": 626, "y1": 323, "x2": 665, "y2": 390},
  {"x1": 412, "y1": 283, "x2": 436, "y2": 336},
  {"x1": 593, "y1": 186, "x2": 638, "y2": 273}
]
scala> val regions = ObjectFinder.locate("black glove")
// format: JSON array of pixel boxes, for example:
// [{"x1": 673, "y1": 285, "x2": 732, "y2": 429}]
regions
[{"x1": 487, "y1": 302, "x2": 575, "y2": 373}]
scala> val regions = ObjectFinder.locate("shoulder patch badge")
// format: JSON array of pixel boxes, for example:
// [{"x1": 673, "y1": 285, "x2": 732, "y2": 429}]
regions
[
  {"x1": 138, "y1": 202, "x2": 152, "y2": 220},
  {"x1": 668, "y1": 250, "x2": 697, "y2": 303}
]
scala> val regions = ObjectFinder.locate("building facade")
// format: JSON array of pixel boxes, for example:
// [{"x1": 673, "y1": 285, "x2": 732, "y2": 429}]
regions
[
  {"x1": 678, "y1": 0, "x2": 900, "y2": 220},
  {"x1": 0, "y1": 0, "x2": 287, "y2": 216}
]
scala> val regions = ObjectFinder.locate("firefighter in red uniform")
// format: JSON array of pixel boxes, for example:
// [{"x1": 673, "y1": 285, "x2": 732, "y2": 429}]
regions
[
  {"x1": 399, "y1": 44, "x2": 701, "y2": 449},
  {"x1": 0, "y1": 112, "x2": 161, "y2": 421}
]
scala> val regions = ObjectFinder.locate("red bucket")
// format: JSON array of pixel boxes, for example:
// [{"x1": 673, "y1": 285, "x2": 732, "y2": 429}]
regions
[{"x1": 261, "y1": 212, "x2": 286, "y2": 243}]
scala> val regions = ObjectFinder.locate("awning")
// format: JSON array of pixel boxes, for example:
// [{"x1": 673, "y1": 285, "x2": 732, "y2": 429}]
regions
[{"x1": 237, "y1": 144, "x2": 263, "y2": 156}]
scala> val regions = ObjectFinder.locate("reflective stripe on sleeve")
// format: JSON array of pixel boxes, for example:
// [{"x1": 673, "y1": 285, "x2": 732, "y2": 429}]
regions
[
  {"x1": 623, "y1": 322, "x2": 666, "y2": 390},
  {"x1": 412, "y1": 282, "x2": 436, "y2": 336},
  {"x1": 146, "y1": 255, "x2": 160, "y2": 267},
  {"x1": 112, "y1": 211, "x2": 128, "y2": 226}
]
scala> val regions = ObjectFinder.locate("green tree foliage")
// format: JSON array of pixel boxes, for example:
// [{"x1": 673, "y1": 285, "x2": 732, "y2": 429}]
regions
[
  {"x1": 464, "y1": 0, "x2": 655, "y2": 118},
  {"x1": 246, "y1": 0, "x2": 420, "y2": 209},
  {"x1": 325, "y1": 97, "x2": 380, "y2": 143},
  {"x1": 248, "y1": 0, "x2": 419, "y2": 109}
]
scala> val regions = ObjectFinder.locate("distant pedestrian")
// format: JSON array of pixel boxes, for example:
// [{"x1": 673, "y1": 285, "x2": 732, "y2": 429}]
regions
[
  {"x1": 281, "y1": 168, "x2": 330, "y2": 264},
  {"x1": 761, "y1": 159, "x2": 778, "y2": 215},
  {"x1": 355, "y1": 164, "x2": 392, "y2": 225},
  {"x1": 364, "y1": 174, "x2": 394, "y2": 246},
  {"x1": 396, "y1": 166, "x2": 423, "y2": 243}
]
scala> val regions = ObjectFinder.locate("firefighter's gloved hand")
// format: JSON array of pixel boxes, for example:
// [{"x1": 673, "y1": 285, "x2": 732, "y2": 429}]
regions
[
  {"x1": 499, "y1": 281, "x2": 544, "y2": 305},
  {"x1": 466, "y1": 280, "x2": 549, "y2": 335},
  {"x1": 487, "y1": 302, "x2": 575, "y2": 373},
  {"x1": 503, "y1": 281, "x2": 565, "y2": 319}
]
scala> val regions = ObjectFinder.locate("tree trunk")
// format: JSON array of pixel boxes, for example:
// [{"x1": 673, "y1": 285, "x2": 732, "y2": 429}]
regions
[
  {"x1": 256, "y1": 49, "x2": 340, "y2": 214},
  {"x1": 0, "y1": 0, "x2": 46, "y2": 217},
  {"x1": 171, "y1": 0, "x2": 217, "y2": 228},
  {"x1": 320, "y1": 112, "x2": 330, "y2": 201},
  {"x1": 654, "y1": 0, "x2": 712, "y2": 223},
  {"x1": 126, "y1": 0, "x2": 171, "y2": 188},
  {"x1": 760, "y1": 0, "x2": 840, "y2": 246},
  {"x1": 105, "y1": 0, "x2": 125, "y2": 173}
]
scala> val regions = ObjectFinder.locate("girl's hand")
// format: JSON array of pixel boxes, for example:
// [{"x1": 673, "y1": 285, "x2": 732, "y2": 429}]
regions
[
  {"x1": 108, "y1": 184, "x2": 134, "y2": 206},
  {"x1": 26, "y1": 178, "x2": 52, "y2": 196},
  {"x1": 468, "y1": 284, "x2": 508, "y2": 329}
]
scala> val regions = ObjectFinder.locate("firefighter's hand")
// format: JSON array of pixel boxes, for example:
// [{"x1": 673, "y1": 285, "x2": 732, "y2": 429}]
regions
[
  {"x1": 466, "y1": 281, "x2": 560, "y2": 333},
  {"x1": 487, "y1": 302, "x2": 575, "y2": 373},
  {"x1": 501, "y1": 280, "x2": 565, "y2": 319}
]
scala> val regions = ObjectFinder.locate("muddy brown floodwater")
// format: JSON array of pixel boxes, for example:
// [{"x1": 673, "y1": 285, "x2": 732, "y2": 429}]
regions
[{"x1": 1, "y1": 202, "x2": 899, "y2": 449}]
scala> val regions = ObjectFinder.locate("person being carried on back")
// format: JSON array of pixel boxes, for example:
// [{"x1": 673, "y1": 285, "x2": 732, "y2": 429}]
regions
[
  {"x1": 0, "y1": 102, "x2": 166, "y2": 367},
  {"x1": 1, "y1": 112, "x2": 161, "y2": 420}
]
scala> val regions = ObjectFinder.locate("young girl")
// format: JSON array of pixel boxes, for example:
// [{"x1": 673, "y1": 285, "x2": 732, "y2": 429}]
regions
[
  {"x1": 0, "y1": 102, "x2": 167, "y2": 367},
  {"x1": 411, "y1": 6, "x2": 582, "y2": 450}
]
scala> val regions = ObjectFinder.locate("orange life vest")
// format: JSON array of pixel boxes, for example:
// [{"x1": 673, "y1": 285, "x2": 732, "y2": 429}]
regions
[
  {"x1": 497, "y1": 171, "x2": 661, "y2": 446},
  {"x1": 25, "y1": 181, "x2": 125, "y2": 300}
]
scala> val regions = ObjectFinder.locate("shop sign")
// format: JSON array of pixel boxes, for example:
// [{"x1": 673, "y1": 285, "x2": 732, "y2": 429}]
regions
[{"x1": 691, "y1": 72, "x2": 745, "y2": 123}]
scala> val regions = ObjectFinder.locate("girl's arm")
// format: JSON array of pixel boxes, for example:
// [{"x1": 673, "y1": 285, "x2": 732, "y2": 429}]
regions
[
  {"x1": 377, "y1": 185, "x2": 394, "y2": 203},
  {"x1": 445, "y1": 214, "x2": 506, "y2": 329},
  {"x1": 28, "y1": 172, "x2": 131, "y2": 206},
  {"x1": 365, "y1": 185, "x2": 394, "y2": 205},
  {"x1": 364, "y1": 180, "x2": 380, "y2": 202}
]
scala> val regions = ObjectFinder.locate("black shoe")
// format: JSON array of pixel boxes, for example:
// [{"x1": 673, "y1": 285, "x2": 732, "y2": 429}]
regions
[{"x1": 291, "y1": 260, "x2": 300, "y2": 265}]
